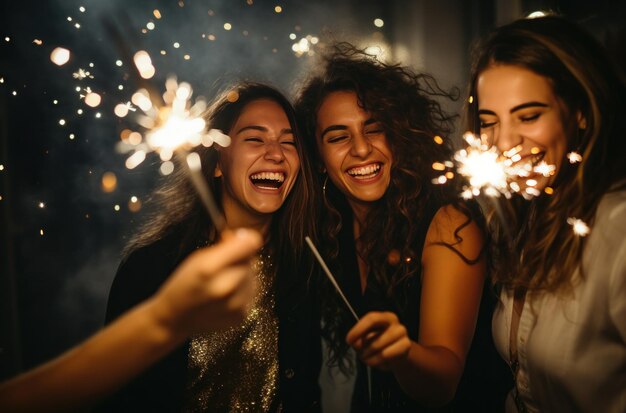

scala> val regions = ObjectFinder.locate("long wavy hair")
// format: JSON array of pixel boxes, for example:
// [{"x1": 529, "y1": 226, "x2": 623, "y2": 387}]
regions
[
  {"x1": 295, "y1": 43, "x2": 484, "y2": 369},
  {"x1": 124, "y1": 82, "x2": 318, "y2": 296},
  {"x1": 466, "y1": 16, "x2": 626, "y2": 293}
]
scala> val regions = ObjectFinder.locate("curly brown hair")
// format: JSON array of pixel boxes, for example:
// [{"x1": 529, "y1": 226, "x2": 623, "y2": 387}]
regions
[
  {"x1": 466, "y1": 16, "x2": 626, "y2": 293},
  {"x1": 295, "y1": 43, "x2": 484, "y2": 370}
]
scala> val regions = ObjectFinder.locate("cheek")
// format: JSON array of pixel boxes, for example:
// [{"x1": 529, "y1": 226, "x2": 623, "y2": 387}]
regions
[
  {"x1": 319, "y1": 145, "x2": 344, "y2": 173},
  {"x1": 288, "y1": 152, "x2": 301, "y2": 175}
]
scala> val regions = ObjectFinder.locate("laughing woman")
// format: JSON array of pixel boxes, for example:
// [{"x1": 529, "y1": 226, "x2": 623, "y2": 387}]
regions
[
  {"x1": 467, "y1": 16, "x2": 626, "y2": 413},
  {"x1": 97, "y1": 83, "x2": 319, "y2": 412},
  {"x1": 295, "y1": 45, "x2": 505, "y2": 411}
]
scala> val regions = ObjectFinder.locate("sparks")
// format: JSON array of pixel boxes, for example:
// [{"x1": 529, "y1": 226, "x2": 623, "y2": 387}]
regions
[
  {"x1": 567, "y1": 217, "x2": 590, "y2": 236},
  {"x1": 50, "y1": 47, "x2": 71, "y2": 66},
  {"x1": 440, "y1": 132, "x2": 556, "y2": 199},
  {"x1": 567, "y1": 151, "x2": 582, "y2": 164},
  {"x1": 73, "y1": 68, "x2": 93, "y2": 80},
  {"x1": 117, "y1": 76, "x2": 230, "y2": 170}
]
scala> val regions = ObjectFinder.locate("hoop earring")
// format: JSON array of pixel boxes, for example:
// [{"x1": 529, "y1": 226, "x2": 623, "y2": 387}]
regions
[{"x1": 322, "y1": 174, "x2": 329, "y2": 199}]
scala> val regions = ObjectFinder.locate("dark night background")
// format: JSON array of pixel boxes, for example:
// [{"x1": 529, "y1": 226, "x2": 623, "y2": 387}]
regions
[{"x1": 0, "y1": 0, "x2": 624, "y2": 382}]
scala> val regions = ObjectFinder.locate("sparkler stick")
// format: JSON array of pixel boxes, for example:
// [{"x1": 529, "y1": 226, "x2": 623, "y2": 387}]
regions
[
  {"x1": 305, "y1": 236, "x2": 359, "y2": 321},
  {"x1": 179, "y1": 150, "x2": 226, "y2": 233},
  {"x1": 304, "y1": 236, "x2": 372, "y2": 404}
]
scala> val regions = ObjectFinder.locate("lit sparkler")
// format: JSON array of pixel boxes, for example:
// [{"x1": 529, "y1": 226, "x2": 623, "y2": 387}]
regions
[
  {"x1": 434, "y1": 132, "x2": 556, "y2": 199},
  {"x1": 115, "y1": 51, "x2": 230, "y2": 232}
]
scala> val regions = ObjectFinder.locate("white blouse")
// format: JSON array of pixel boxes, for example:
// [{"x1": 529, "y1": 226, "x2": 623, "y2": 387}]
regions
[{"x1": 492, "y1": 190, "x2": 626, "y2": 413}]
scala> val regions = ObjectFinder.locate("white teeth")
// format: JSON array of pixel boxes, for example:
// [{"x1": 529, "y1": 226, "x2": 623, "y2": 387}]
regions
[
  {"x1": 250, "y1": 172, "x2": 285, "y2": 182},
  {"x1": 347, "y1": 163, "x2": 381, "y2": 177}
]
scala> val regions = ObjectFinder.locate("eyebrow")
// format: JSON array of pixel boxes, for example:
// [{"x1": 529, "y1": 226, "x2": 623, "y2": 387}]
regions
[
  {"x1": 478, "y1": 101, "x2": 548, "y2": 116},
  {"x1": 236, "y1": 125, "x2": 293, "y2": 135},
  {"x1": 320, "y1": 118, "x2": 379, "y2": 140}
]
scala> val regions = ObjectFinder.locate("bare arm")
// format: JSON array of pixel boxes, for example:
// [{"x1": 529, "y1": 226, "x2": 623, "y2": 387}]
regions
[
  {"x1": 347, "y1": 205, "x2": 486, "y2": 406},
  {"x1": 0, "y1": 229, "x2": 261, "y2": 413}
]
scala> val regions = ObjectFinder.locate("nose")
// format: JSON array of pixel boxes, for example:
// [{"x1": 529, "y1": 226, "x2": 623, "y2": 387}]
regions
[
  {"x1": 492, "y1": 122, "x2": 521, "y2": 152},
  {"x1": 264, "y1": 141, "x2": 286, "y2": 163},
  {"x1": 350, "y1": 132, "x2": 372, "y2": 158}
]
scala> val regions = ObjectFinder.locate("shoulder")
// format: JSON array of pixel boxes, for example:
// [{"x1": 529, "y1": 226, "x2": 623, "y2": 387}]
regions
[
  {"x1": 593, "y1": 190, "x2": 626, "y2": 235},
  {"x1": 424, "y1": 204, "x2": 485, "y2": 260},
  {"x1": 587, "y1": 190, "x2": 626, "y2": 275}
]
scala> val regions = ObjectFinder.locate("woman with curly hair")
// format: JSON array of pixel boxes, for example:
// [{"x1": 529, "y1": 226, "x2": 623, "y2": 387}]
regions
[
  {"x1": 97, "y1": 82, "x2": 321, "y2": 412},
  {"x1": 295, "y1": 44, "x2": 505, "y2": 411},
  {"x1": 467, "y1": 16, "x2": 626, "y2": 413}
]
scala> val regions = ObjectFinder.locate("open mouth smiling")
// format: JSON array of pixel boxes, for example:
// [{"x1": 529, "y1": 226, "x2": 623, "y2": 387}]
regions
[
  {"x1": 249, "y1": 171, "x2": 286, "y2": 190},
  {"x1": 346, "y1": 162, "x2": 382, "y2": 180}
]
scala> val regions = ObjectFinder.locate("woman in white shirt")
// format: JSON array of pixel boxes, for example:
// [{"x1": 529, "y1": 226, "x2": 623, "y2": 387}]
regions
[{"x1": 465, "y1": 15, "x2": 626, "y2": 412}]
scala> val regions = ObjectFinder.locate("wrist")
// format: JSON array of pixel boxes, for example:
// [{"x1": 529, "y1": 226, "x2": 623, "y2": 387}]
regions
[{"x1": 141, "y1": 298, "x2": 187, "y2": 347}]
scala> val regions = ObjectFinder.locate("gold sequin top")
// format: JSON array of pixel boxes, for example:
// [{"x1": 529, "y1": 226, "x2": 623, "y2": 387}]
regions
[{"x1": 183, "y1": 252, "x2": 279, "y2": 413}]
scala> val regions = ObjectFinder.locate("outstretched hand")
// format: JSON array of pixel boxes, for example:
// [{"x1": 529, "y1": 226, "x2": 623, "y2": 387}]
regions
[
  {"x1": 148, "y1": 228, "x2": 262, "y2": 339},
  {"x1": 346, "y1": 311, "x2": 412, "y2": 371}
]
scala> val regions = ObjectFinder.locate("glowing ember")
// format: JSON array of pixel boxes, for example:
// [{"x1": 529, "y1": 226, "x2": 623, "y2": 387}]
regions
[
  {"x1": 567, "y1": 151, "x2": 582, "y2": 164},
  {"x1": 114, "y1": 101, "x2": 136, "y2": 118},
  {"x1": 73, "y1": 68, "x2": 93, "y2": 80},
  {"x1": 101, "y1": 172, "x2": 117, "y2": 192},
  {"x1": 533, "y1": 161, "x2": 556, "y2": 177},
  {"x1": 567, "y1": 217, "x2": 590, "y2": 236},
  {"x1": 50, "y1": 47, "x2": 71, "y2": 66},
  {"x1": 133, "y1": 50, "x2": 155, "y2": 79},
  {"x1": 125, "y1": 150, "x2": 146, "y2": 169},
  {"x1": 84, "y1": 92, "x2": 101, "y2": 107}
]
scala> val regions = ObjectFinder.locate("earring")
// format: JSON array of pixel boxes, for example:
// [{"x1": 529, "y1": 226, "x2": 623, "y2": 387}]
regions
[{"x1": 322, "y1": 174, "x2": 329, "y2": 199}]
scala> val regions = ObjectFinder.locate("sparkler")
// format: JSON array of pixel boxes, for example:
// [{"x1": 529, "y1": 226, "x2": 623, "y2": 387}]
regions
[
  {"x1": 305, "y1": 236, "x2": 359, "y2": 321},
  {"x1": 112, "y1": 46, "x2": 231, "y2": 232},
  {"x1": 434, "y1": 132, "x2": 557, "y2": 199},
  {"x1": 305, "y1": 236, "x2": 371, "y2": 403}
]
